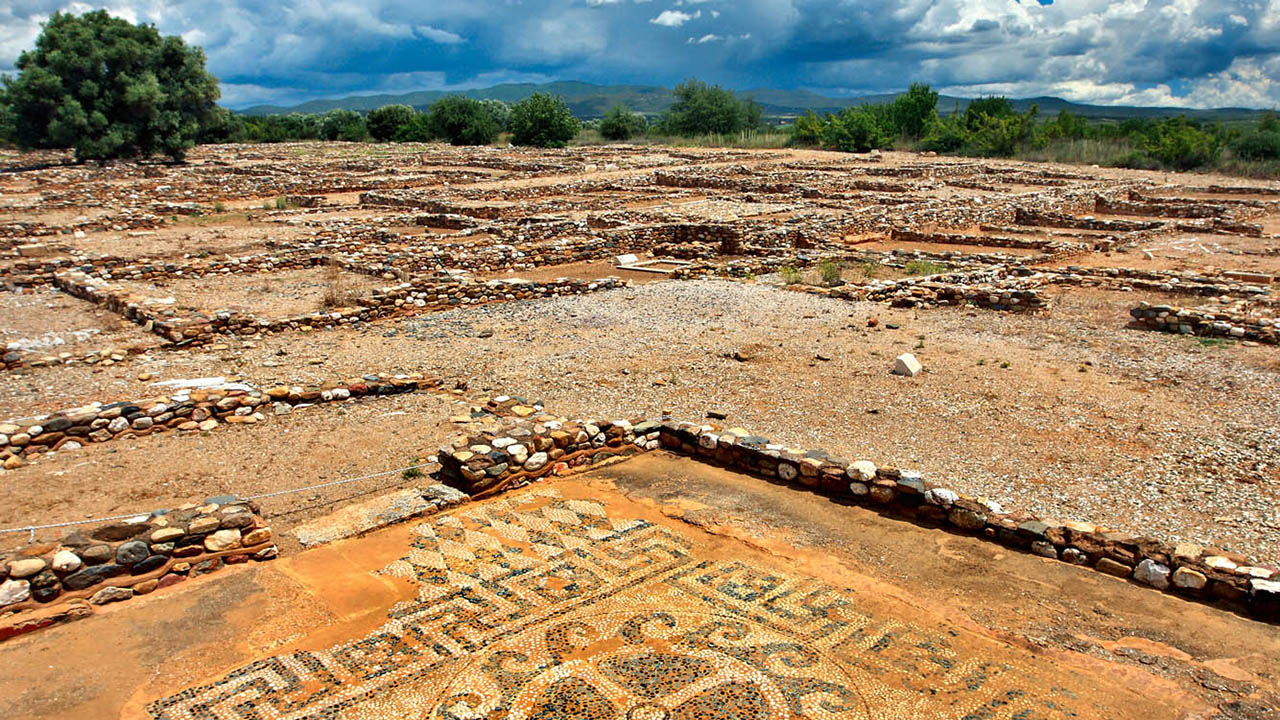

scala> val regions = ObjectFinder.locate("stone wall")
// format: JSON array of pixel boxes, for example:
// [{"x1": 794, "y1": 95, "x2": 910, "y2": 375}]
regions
[
  {"x1": 1129, "y1": 302, "x2": 1278, "y2": 344},
  {"x1": 437, "y1": 400, "x2": 1279, "y2": 623},
  {"x1": 0, "y1": 374, "x2": 439, "y2": 467},
  {"x1": 0, "y1": 497, "x2": 276, "y2": 639}
]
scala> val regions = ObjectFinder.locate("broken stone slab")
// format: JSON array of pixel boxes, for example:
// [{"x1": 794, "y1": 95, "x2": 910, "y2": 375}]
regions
[{"x1": 292, "y1": 484, "x2": 468, "y2": 548}]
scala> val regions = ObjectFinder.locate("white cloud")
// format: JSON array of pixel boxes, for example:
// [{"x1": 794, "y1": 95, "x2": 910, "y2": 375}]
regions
[
  {"x1": 651, "y1": 9, "x2": 699, "y2": 27},
  {"x1": 415, "y1": 25, "x2": 463, "y2": 44}
]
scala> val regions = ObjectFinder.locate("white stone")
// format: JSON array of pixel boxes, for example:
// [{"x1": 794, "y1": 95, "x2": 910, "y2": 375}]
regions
[
  {"x1": 524, "y1": 452, "x2": 549, "y2": 472},
  {"x1": 52, "y1": 550, "x2": 82, "y2": 573},
  {"x1": 846, "y1": 460, "x2": 876, "y2": 482},
  {"x1": 1172, "y1": 567, "x2": 1207, "y2": 590},
  {"x1": 0, "y1": 578, "x2": 31, "y2": 606},
  {"x1": 697, "y1": 433, "x2": 718, "y2": 450},
  {"x1": 892, "y1": 353, "x2": 922, "y2": 377},
  {"x1": 1205, "y1": 555, "x2": 1238, "y2": 571},
  {"x1": 1134, "y1": 559, "x2": 1171, "y2": 589},
  {"x1": 777, "y1": 463, "x2": 798, "y2": 481},
  {"x1": 924, "y1": 488, "x2": 959, "y2": 507}
]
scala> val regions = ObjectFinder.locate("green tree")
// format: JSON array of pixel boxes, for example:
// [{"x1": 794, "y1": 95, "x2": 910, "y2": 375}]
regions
[
  {"x1": 1230, "y1": 111, "x2": 1280, "y2": 161},
  {"x1": 480, "y1": 99, "x2": 511, "y2": 131},
  {"x1": 887, "y1": 83, "x2": 938, "y2": 138},
  {"x1": 599, "y1": 103, "x2": 647, "y2": 141},
  {"x1": 509, "y1": 93, "x2": 581, "y2": 147},
  {"x1": 318, "y1": 109, "x2": 367, "y2": 141},
  {"x1": 1145, "y1": 116, "x2": 1222, "y2": 170},
  {"x1": 822, "y1": 106, "x2": 891, "y2": 152},
  {"x1": 393, "y1": 111, "x2": 434, "y2": 142},
  {"x1": 427, "y1": 96, "x2": 500, "y2": 145},
  {"x1": 789, "y1": 110, "x2": 827, "y2": 146},
  {"x1": 658, "y1": 79, "x2": 759, "y2": 136},
  {"x1": 962, "y1": 96, "x2": 1016, "y2": 132},
  {"x1": 2, "y1": 10, "x2": 220, "y2": 162},
  {"x1": 197, "y1": 106, "x2": 245, "y2": 144},
  {"x1": 366, "y1": 104, "x2": 414, "y2": 141}
]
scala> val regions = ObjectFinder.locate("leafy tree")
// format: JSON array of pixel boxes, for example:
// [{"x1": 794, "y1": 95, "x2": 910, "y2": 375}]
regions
[
  {"x1": 1040, "y1": 109, "x2": 1089, "y2": 141},
  {"x1": 480, "y1": 99, "x2": 511, "y2": 131},
  {"x1": 789, "y1": 110, "x2": 826, "y2": 146},
  {"x1": 968, "y1": 105, "x2": 1038, "y2": 156},
  {"x1": 599, "y1": 103, "x2": 647, "y2": 141},
  {"x1": 887, "y1": 83, "x2": 938, "y2": 138},
  {"x1": 427, "y1": 96, "x2": 500, "y2": 145},
  {"x1": 318, "y1": 109, "x2": 367, "y2": 142},
  {"x1": 822, "y1": 106, "x2": 891, "y2": 152},
  {"x1": 1145, "y1": 116, "x2": 1222, "y2": 170},
  {"x1": 509, "y1": 93, "x2": 580, "y2": 147},
  {"x1": 2, "y1": 10, "x2": 220, "y2": 161},
  {"x1": 393, "y1": 111, "x2": 435, "y2": 142},
  {"x1": 366, "y1": 104, "x2": 414, "y2": 141},
  {"x1": 658, "y1": 79, "x2": 759, "y2": 136},
  {"x1": 197, "y1": 106, "x2": 245, "y2": 144},
  {"x1": 1231, "y1": 111, "x2": 1280, "y2": 161},
  {"x1": 962, "y1": 96, "x2": 1016, "y2": 132}
]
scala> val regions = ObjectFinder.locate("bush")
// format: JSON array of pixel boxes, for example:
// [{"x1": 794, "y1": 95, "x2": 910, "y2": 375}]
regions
[
  {"x1": 887, "y1": 83, "x2": 938, "y2": 139},
  {"x1": 1231, "y1": 114, "x2": 1280, "y2": 161},
  {"x1": 480, "y1": 100, "x2": 511, "y2": 131},
  {"x1": 509, "y1": 93, "x2": 580, "y2": 148},
  {"x1": 779, "y1": 266, "x2": 802, "y2": 284},
  {"x1": 905, "y1": 259, "x2": 948, "y2": 275},
  {"x1": 427, "y1": 96, "x2": 500, "y2": 146},
  {"x1": 818, "y1": 259, "x2": 843, "y2": 286},
  {"x1": 1145, "y1": 116, "x2": 1222, "y2": 170},
  {"x1": 393, "y1": 112, "x2": 434, "y2": 142},
  {"x1": 366, "y1": 104, "x2": 414, "y2": 142},
  {"x1": 599, "y1": 104, "x2": 647, "y2": 141},
  {"x1": 969, "y1": 106, "x2": 1038, "y2": 157},
  {"x1": 3, "y1": 10, "x2": 220, "y2": 161},
  {"x1": 318, "y1": 109, "x2": 367, "y2": 142},
  {"x1": 822, "y1": 106, "x2": 890, "y2": 153},
  {"x1": 789, "y1": 110, "x2": 826, "y2": 147},
  {"x1": 657, "y1": 79, "x2": 761, "y2": 136}
]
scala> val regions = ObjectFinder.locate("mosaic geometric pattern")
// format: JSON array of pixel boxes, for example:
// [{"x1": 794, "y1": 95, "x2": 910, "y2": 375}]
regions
[{"x1": 149, "y1": 489, "x2": 1080, "y2": 719}]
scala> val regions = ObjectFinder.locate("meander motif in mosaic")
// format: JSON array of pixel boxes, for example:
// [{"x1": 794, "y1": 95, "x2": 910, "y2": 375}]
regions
[{"x1": 149, "y1": 489, "x2": 1077, "y2": 719}]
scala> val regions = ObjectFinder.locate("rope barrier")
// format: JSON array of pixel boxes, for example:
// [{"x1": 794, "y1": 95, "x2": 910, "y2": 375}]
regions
[{"x1": 0, "y1": 461, "x2": 434, "y2": 542}]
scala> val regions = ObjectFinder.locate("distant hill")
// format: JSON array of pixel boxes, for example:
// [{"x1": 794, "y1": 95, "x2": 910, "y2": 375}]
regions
[{"x1": 239, "y1": 81, "x2": 1266, "y2": 123}]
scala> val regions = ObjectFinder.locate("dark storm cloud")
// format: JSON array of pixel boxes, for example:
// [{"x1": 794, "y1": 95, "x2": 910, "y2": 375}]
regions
[{"x1": 1, "y1": 0, "x2": 1277, "y2": 108}]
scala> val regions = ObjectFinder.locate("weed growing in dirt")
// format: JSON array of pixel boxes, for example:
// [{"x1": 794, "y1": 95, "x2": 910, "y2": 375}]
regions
[
  {"x1": 905, "y1": 259, "x2": 948, "y2": 276},
  {"x1": 779, "y1": 265, "x2": 802, "y2": 284},
  {"x1": 213, "y1": 201, "x2": 226, "y2": 213},
  {"x1": 818, "y1": 259, "x2": 843, "y2": 286},
  {"x1": 858, "y1": 260, "x2": 880, "y2": 279},
  {"x1": 319, "y1": 264, "x2": 356, "y2": 309}
]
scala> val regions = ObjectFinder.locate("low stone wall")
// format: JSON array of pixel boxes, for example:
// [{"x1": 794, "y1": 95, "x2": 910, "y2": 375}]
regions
[
  {"x1": 2, "y1": 345, "x2": 147, "y2": 374},
  {"x1": 52, "y1": 270, "x2": 628, "y2": 349},
  {"x1": 438, "y1": 396, "x2": 657, "y2": 496},
  {"x1": 1049, "y1": 266, "x2": 1271, "y2": 299},
  {"x1": 0, "y1": 496, "x2": 276, "y2": 640},
  {"x1": 0, "y1": 374, "x2": 438, "y2": 467},
  {"x1": 437, "y1": 400, "x2": 1279, "y2": 622},
  {"x1": 1128, "y1": 302, "x2": 1278, "y2": 344}
]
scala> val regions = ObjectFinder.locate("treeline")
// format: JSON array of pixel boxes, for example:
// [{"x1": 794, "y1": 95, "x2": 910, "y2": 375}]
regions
[
  {"x1": 201, "y1": 93, "x2": 581, "y2": 148},
  {"x1": 786, "y1": 86, "x2": 1280, "y2": 174}
]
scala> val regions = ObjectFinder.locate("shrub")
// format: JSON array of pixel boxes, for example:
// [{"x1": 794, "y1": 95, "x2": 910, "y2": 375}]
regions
[
  {"x1": 779, "y1": 265, "x2": 802, "y2": 284},
  {"x1": 509, "y1": 93, "x2": 580, "y2": 148},
  {"x1": 822, "y1": 106, "x2": 890, "y2": 153},
  {"x1": 789, "y1": 110, "x2": 827, "y2": 147},
  {"x1": 427, "y1": 96, "x2": 501, "y2": 146},
  {"x1": 1231, "y1": 114, "x2": 1280, "y2": 161},
  {"x1": 318, "y1": 109, "x2": 367, "y2": 142},
  {"x1": 366, "y1": 104, "x2": 415, "y2": 142},
  {"x1": 969, "y1": 107, "x2": 1038, "y2": 157},
  {"x1": 1145, "y1": 116, "x2": 1222, "y2": 170},
  {"x1": 887, "y1": 83, "x2": 938, "y2": 139},
  {"x1": 905, "y1": 259, "x2": 948, "y2": 275},
  {"x1": 657, "y1": 79, "x2": 760, "y2": 136},
  {"x1": 818, "y1": 259, "x2": 843, "y2": 286},
  {"x1": 3, "y1": 10, "x2": 220, "y2": 161},
  {"x1": 599, "y1": 104, "x2": 647, "y2": 141},
  {"x1": 393, "y1": 112, "x2": 434, "y2": 142},
  {"x1": 480, "y1": 100, "x2": 511, "y2": 132}
]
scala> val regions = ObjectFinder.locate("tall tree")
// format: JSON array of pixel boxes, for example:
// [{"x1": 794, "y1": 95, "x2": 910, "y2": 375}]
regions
[{"x1": 2, "y1": 10, "x2": 220, "y2": 162}]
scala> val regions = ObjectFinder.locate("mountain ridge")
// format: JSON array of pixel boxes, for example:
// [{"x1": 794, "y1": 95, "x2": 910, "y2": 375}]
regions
[{"x1": 238, "y1": 81, "x2": 1266, "y2": 122}]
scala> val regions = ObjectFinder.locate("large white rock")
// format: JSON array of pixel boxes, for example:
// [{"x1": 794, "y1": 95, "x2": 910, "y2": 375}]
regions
[
  {"x1": 1134, "y1": 559, "x2": 1171, "y2": 589},
  {"x1": 892, "y1": 353, "x2": 923, "y2": 377},
  {"x1": 0, "y1": 578, "x2": 31, "y2": 607}
]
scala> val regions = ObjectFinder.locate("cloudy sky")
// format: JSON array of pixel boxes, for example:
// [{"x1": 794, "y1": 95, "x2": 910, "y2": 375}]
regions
[{"x1": 2, "y1": 0, "x2": 1278, "y2": 109}]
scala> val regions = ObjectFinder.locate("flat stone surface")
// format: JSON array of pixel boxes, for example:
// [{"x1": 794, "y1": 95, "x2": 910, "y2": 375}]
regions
[{"x1": 292, "y1": 485, "x2": 467, "y2": 548}]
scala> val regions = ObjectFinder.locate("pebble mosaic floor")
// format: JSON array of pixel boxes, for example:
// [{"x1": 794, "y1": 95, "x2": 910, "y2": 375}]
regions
[{"x1": 149, "y1": 489, "x2": 1093, "y2": 719}]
